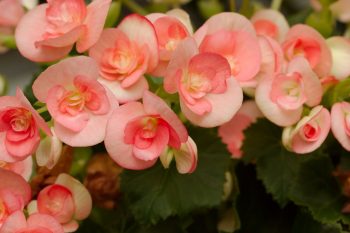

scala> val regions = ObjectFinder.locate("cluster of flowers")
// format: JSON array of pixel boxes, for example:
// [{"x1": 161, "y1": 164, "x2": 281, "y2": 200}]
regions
[{"x1": 1, "y1": 0, "x2": 350, "y2": 231}]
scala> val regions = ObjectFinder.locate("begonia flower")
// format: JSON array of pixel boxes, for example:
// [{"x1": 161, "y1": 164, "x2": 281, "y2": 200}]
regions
[
  {"x1": 146, "y1": 9, "x2": 193, "y2": 77},
  {"x1": 194, "y1": 12, "x2": 261, "y2": 87},
  {"x1": 219, "y1": 100, "x2": 263, "y2": 158},
  {"x1": 89, "y1": 14, "x2": 158, "y2": 103},
  {"x1": 282, "y1": 105, "x2": 330, "y2": 154},
  {"x1": 164, "y1": 37, "x2": 243, "y2": 127},
  {"x1": 331, "y1": 102, "x2": 350, "y2": 151},
  {"x1": 0, "y1": 168, "x2": 31, "y2": 227},
  {"x1": 256, "y1": 57, "x2": 323, "y2": 126},
  {"x1": 36, "y1": 127, "x2": 62, "y2": 169},
  {"x1": 104, "y1": 91, "x2": 188, "y2": 170},
  {"x1": 15, "y1": 0, "x2": 111, "y2": 62},
  {"x1": 0, "y1": 157, "x2": 32, "y2": 181},
  {"x1": 251, "y1": 9, "x2": 289, "y2": 42},
  {"x1": 32, "y1": 56, "x2": 117, "y2": 147},
  {"x1": 0, "y1": 211, "x2": 64, "y2": 233},
  {"x1": 160, "y1": 136, "x2": 197, "y2": 174},
  {"x1": 326, "y1": 37, "x2": 350, "y2": 80},
  {"x1": 282, "y1": 24, "x2": 332, "y2": 77},
  {"x1": 28, "y1": 173, "x2": 92, "y2": 232},
  {"x1": 0, "y1": 88, "x2": 51, "y2": 162}
]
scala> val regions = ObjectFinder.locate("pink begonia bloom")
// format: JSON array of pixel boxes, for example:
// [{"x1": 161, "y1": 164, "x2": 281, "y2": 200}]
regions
[
  {"x1": 251, "y1": 9, "x2": 289, "y2": 42},
  {"x1": 36, "y1": 127, "x2": 62, "y2": 169},
  {"x1": 0, "y1": 88, "x2": 51, "y2": 162},
  {"x1": 104, "y1": 91, "x2": 188, "y2": 170},
  {"x1": 89, "y1": 14, "x2": 158, "y2": 103},
  {"x1": 0, "y1": 0, "x2": 24, "y2": 27},
  {"x1": 219, "y1": 100, "x2": 263, "y2": 159},
  {"x1": 326, "y1": 37, "x2": 350, "y2": 80},
  {"x1": 330, "y1": 0, "x2": 350, "y2": 23},
  {"x1": 32, "y1": 56, "x2": 117, "y2": 147},
  {"x1": 282, "y1": 24, "x2": 332, "y2": 78},
  {"x1": 331, "y1": 102, "x2": 350, "y2": 151},
  {"x1": 0, "y1": 211, "x2": 64, "y2": 233},
  {"x1": 194, "y1": 12, "x2": 261, "y2": 87},
  {"x1": 282, "y1": 105, "x2": 330, "y2": 154},
  {"x1": 15, "y1": 0, "x2": 111, "y2": 62},
  {"x1": 165, "y1": 37, "x2": 243, "y2": 128},
  {"x1": 0, "y1": 157, "x2": 33, "y2": 181},
  {"x1": 256, "y1": 57, "x2": 323, "y2": 127},
  {"x1": 29, "y1": 173, "x2": 92, "y2": 232},
  {"x1": 0, "y1": 168, "x2": 31, "y2": 227},
  {"x1": 146, "y1": 9, "x2": 193, "y2": 77},
  {"x1": 160, "y1": 136, "x2": 197, "y2": 174}
]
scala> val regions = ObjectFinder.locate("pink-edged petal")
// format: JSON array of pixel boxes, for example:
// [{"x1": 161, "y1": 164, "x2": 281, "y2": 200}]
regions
[
  {"x1": 255, "y1": 75, "x2": 302, "y2": 127},
  {"x1": 0, "y1": 134, "x2": 16, "y2": 163},
  {"x1": 76, "y1": 0, "x2": 111, "y2": 52},
  {"x1": 62, "y1": 220, "x2": 79, "y2": 233},
  {"x1": 0, "y1": 168, "x2": 31, "y2": 204},
  {"x1": 133, "y1": 124, "x2": 169, "y2": 161},
  {"x1": 194, "y1": 12, "x2": 256, "y2": 45},
  {"x1": 326, "y1": 37, "x2": 350, "y2": 80},
  {"x1": 251, "y1": 9, "x2": 289, "y2": 42},
  {"x1": 105, "y1": 101, "x2": 157, "y2": 170},
  {"x1": 55, "y1": 173, "x2": 92, "y2": 221},
  {"x1": 0, "y1": 211, "x2": 27, "y2": 233},
  {"x1": 174, "y1": 136, "x2": 197, "y2": 174},
  {"x1": 33, "y1": 56, "x2": 99, "y2": 102},
  {"x1": 330, "y1": 0, "x2": 350, "y2": 23},
  {"x1": 331, "y1": 102, "x2": 350, "y2": 151},
  {"x1": 15, "y1": 4, "x2": 72, "y2": 62},
  {"x1": 287, "y1": 57, "x2": 322, "y2": 107},
  {"x1": 164, "y1": 37, "x2": 198, "y2": 93},
  {"x1": 7, "y1": 156, "x2": 33, "y2": 181},
  {"x1": 0, "y1": 0, "x2": 24, "y2": 26},
  {"x1": 5, "y1": 130, "x2": 40, "y2": 160},
  {"x1": 35, "y1": 26, "x2": 83, "y2": 48},
  {"x1": 143, "y1": 91, "x2": 188, "y2": 143},
  {"x1": 118, "y1": 14, "x2": 159, "y2": 72},
  {"x1": 27, "y1": 213, "x2": 64, "y2": 233},
  {"x1": 166, "y1": 8, "x2": 193, "y2": 34},
  {"x1": 258, "y1": 35, "x2": 284, "y2": 75},
  {"x1": 36, "y1": 128, "x2": 62, "y2": 169},
  {"x1": 98, "y1": 76, "x2": 148, "y2": 104},
  {"x1": 16, "y1": 88, "x2": 51, "y2": 136},
  {"x1": 53, "y1": 89, "x2": 117, "y2": 147},
  {"x1": 181, "y1": 77, "x2": 243, "y2": 128}
]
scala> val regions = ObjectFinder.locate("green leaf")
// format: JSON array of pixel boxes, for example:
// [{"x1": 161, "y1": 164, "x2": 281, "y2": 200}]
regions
[
  {"x1": 121, "y1": 128, "x2": 230, "y2": 225},
  {"x1": 289, "y1": 155, "x2": 350, "y2": 225},
  {"x1": 104, "y1": 1, "x2": 121, "y2": 28},
  {"x1": 70, "y1": 147, "x2": 93, "y2": 181},
  {"x1": 323, "y1": 79, "x2": 350, "y2": 108},
  {"x1": 306, "y1": 10, "x2": 334, "y2": 37},
  {"x1": 292, "y1": 210, "x2": 343, "y2": 233},
  {"x1": 197, "y1": 0, "x2": 224, "y2": 19}
]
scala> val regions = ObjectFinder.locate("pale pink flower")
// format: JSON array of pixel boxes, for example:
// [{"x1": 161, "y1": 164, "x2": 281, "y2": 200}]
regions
[
  {"x1": 283, "y1": 105, "x2": 330, "y2": 154},
  {"x1": 282, "y1": 24, "x2": 332, "y2": 77},
  {"x1": 326, "y1": 37, "x2": 350, "y2": 80},
  {"x1": 104, "y1": 91, "x2": 188, "y2": 170},
  {"x1": 219, "y1": 100, "x2": 263, "y2": 158},
  {"x1": 32, "y1": 56, "x2": 118, "y2": 147},
  {"x1": 165, "y1": 37, "x2": 243, "y2": 127},
  {"x1": 15, "y1": 0, "x2": 111, "y2": 62},
  {"x1": 146, "y1": 9, "x2": 193, "y2": 77},
  {"x1": 331, "y1": 102, "x2": 350, "y2": 151},
  {"x1": 0, "y1": 157, "x2": 33, "y2": 181},
  {"x1": 194, "y1": 12, "x2": 261, "y2": 87},
  {"x1": 0, "y1": 168, "x2": 31, "y2": 227},
  {"x1": 28, "y1": 173, "x2": 92, "y2": 232},
  {"x1": 0, "y1": 211, "x2": 64, "y2": 233},
  {"x1": 36, "y1": 127, "x2": 62, "y2": 169},
  {"x1": 0, "y1": 88, "x2": 51, "y2": 162},
  {"x1": 251, "y1": 9, "x2": 289, "y2": 42},
  {"x1": 330, "y1": 0, "x2": 350, "y2": 23},
  {"x1": 255, "y1": 57, "x2": 323, "y2": 127},
  {"x1": 160, "y1": 136, "x2": 197, "y2": 174},
  {"x1": 89, "y1": 14, "x2": 158, "y2": 103}
]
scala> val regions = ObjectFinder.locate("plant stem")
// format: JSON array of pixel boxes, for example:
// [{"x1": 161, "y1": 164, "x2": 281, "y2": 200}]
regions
[
  {"x1": 271, "y1": 0, "x2": 282, "y2": 10},
  {"x1": 122, "y1": 0, "x2": 148, "y2": 15},
  {"x1": 36, "y1": 105, "x2": 48, "y2": 114},
  {"x1": 229, "y1": 0, "x2": 236, "y2": 12}
]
